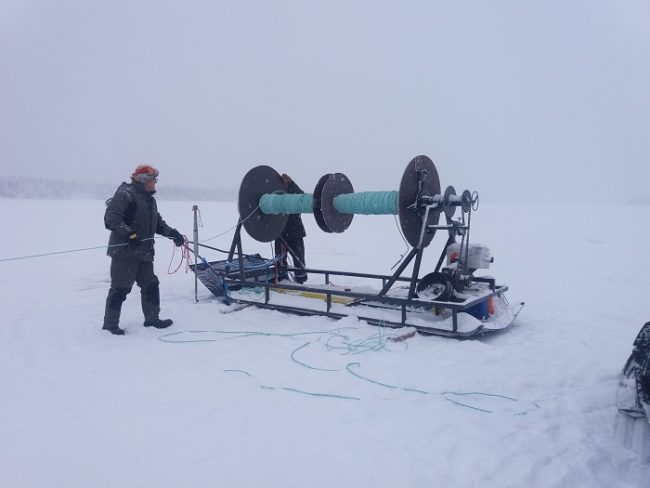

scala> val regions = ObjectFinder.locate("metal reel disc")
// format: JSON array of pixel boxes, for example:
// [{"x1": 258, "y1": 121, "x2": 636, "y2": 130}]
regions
[
  {"x1": 398, "y1": 155, "x2": 441, "y2": 248},
  {"x1": 238, "y1": 165, "x2": 289, "y2": 242},
  {"x1": 313, "y1": 173, "x2": 354, "y2": 233},
  {"x1": 443, "y1": 185, "x2": 457, "y2": 220},
  {"x1": 460, "y1": 190, "x2": 472, "y2": 213}
]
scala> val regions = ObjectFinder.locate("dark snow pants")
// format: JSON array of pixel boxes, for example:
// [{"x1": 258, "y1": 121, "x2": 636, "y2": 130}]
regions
[
  {"x1": 275, "y1": 237, "x2": 307, "y2": 283},
  {"x1": 103, "y1": 257, "x2": 160, "y2": 328}
]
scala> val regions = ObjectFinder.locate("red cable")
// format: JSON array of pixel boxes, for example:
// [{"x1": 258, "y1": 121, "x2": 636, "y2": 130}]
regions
[{"x1": 168, "y1": 235, "x2": 190, "y2": 274}]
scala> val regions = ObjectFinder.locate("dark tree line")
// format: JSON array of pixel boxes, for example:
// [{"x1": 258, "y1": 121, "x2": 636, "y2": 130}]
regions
[{"x1": 0, "y1": 177, "x2": 235, "y2": 201}]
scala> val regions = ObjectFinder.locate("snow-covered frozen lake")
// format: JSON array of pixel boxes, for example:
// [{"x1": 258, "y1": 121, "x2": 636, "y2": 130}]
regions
[{"x1": 1, "y1": 198, "x2": 649, "y2": 487}]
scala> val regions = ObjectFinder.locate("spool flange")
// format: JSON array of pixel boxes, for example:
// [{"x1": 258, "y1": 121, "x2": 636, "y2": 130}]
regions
[
  {"x1": 443, "y1": 185, "x2": 457, "y2": 220},
  {"x1": 238, "y1": 165, "x2": 288, "y2": 242},
  {"x1": 313, "y1": 173, "x2": 355, "y2": 233},
  {"x1": 398, "y1": 155, "x2": 441, "y2": 247}
]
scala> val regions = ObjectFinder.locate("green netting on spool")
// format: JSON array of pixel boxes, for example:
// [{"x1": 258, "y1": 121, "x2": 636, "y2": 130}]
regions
[
  {"x1": 333, "y1": 191, "x2": 399, "y2": 215},
  {"x1": 259, "y1": 193, "x2": 314, "y2": 215}
]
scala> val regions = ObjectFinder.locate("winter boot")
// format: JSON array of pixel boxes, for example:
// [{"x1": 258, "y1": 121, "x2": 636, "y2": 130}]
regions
[
  {"x1": 103, "y1": 287, "x2": 130, "y2": 335},
  {"x1": 102, "y1": 324, "x2": 126, "y2": 335},
  {"x1": 143, "y1": 318, "x2": 173, "y2": 329}
]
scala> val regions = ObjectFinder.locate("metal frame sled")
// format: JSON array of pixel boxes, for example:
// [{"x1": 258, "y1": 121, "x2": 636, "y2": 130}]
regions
[
  {"x1": 189, "y1": 155, "x2": 523, "y2": 338},
  {"x1": 190, "y1": 222, "x2": 522, "y2": 338}
]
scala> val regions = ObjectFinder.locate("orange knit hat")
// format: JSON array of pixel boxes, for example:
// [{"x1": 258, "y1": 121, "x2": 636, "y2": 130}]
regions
[{"x1": 131, "y1": 164, "x2": 159, "y2": 183}]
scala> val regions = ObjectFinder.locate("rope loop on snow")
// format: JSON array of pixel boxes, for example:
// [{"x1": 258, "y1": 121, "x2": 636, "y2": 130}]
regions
[{"x1": 160, "y1": 326, "x2": 537, "y2": 414}]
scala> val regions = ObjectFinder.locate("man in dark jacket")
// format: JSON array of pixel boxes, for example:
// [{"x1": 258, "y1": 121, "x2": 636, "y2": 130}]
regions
[
  {"x1": 274, "y1": 173, "x2": 307, "y2": 284},
  {"x1": 102, "y1": 164, "x2": 185, "y2": 335}
]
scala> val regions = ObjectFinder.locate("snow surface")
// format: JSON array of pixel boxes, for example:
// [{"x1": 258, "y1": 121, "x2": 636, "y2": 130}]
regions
[{"x1": 1, "y1": 199, "x2": 649, "y2": 487}]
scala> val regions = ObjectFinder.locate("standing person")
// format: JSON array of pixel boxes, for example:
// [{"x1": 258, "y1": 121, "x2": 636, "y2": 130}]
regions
[
  {"x1": 102, "y1": 164, "x2": 185, "y2": 335},
  {"x1": 275, "y1": 174, "x2": 307, "y2": 283},
  {"x1": 275, "y1": 173, "x2": 308, "y2": 284}
]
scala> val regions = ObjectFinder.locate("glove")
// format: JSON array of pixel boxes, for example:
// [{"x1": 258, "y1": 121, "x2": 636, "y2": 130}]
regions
[
  {"x1": 127, "y1": 232, "x2": 141, "y2": 247},
  {"x1": 281, "y1": 173, "x2": 293, "y2": 185},
  {"x1": 169, "y1": 229, "x2": 184, "y2": 247}
]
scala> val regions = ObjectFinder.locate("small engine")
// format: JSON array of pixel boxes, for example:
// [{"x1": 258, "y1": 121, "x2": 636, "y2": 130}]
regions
[{"x1": 446, "y1": 242, "x2": 493, "y2": 271}]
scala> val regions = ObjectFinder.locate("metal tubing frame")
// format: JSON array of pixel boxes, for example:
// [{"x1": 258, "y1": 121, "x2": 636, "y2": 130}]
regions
[
  {"x1": 221, "y1": 299, "x2": 475, "y2": 337},
  {"x1": 214, "y1": 224, "x2": 508, "y2": 336},
  {"x1": 193, "y1": 205, "x2": 199, "y2": 303},
  {"x1": 206, "y1": 167, "x2": 503, "y2": 336}
]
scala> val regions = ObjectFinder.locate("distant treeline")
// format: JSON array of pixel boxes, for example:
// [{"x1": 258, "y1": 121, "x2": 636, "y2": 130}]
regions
[
  {"x1": 0, "y1": 177, "x2": 236, "y2": 201},
  {"x1": 629, "y1": 197, "x2": 650, "y2": 205}
]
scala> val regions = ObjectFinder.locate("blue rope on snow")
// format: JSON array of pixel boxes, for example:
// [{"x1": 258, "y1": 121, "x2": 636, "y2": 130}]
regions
[
  {"x1": 223, "y1": 369, "x2": 252, "y2": 377},
  {"x1": 223, "y1": 366, "x2": 360, "y2": 401},
  {"x1": 345, "y1": 362, "x2": 399, "y2": 389},
  {"x1": 162, "y1": 327, "x2": 537, "y2": 414},
  {"x1": 346, "y1": 362, "x2": 538, "y2": 415},
  {"x1": 278, "y1": 387, "x2": 360, "y2": 401},
  {"x1": 290, "y1": 342, "x2": 339, "y2": 372}
]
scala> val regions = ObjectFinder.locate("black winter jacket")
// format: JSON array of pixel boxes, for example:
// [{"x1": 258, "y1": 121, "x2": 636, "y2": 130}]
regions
[
  {"x1": 105, "y1": 182, "x2": 174, "y2": 261},
  {"x1": 281, "y1": 181, "x2": 307, "y2": 241}
]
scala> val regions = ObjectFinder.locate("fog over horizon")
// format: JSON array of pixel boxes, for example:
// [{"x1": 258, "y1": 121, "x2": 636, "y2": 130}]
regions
[{"x1": 1, "y1": 1, "x2": 649, "y2": 204}]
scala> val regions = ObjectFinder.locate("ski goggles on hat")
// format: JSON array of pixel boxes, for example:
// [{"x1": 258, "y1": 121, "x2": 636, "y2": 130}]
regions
[
  {"x1": 131, "y1": 165, "x2": 160, "y2": 183},
  {"x1": 138, "y1": 174, "x2": 158, "y2": 183}
]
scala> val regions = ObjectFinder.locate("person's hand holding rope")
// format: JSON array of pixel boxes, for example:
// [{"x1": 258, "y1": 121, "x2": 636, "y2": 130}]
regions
[{"x1": 168, "y1": 231, "x2": 191, "y2": 274}]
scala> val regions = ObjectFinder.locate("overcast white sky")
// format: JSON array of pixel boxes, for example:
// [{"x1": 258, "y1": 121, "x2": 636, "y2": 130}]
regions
[{"x1": 1, "y1": 0, "x2": 649, "y2": 202}]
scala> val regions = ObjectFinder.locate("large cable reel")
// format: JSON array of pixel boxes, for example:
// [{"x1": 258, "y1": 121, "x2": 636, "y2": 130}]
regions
[{"x1": 238, "y1": 155, "x2": 475, "y2": 249}]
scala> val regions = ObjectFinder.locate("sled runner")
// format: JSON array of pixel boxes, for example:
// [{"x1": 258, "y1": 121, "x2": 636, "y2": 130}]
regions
[{"x1": 191, "y1": 254, "x2": 522, "y2": 338}]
